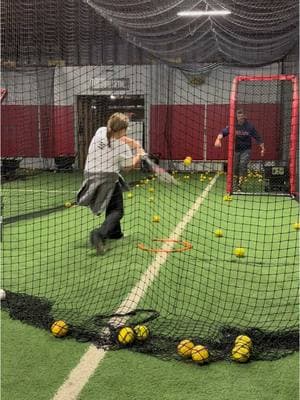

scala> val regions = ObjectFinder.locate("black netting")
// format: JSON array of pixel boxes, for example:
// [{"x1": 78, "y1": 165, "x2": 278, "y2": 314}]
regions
[{"x1": 1, "y1": 0, "x2": 299, "y2": 364}]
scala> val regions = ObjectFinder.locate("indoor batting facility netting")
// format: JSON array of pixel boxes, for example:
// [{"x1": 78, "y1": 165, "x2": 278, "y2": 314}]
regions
[{"x1": 1, "y1": 0, "x2": 299, "y2": 362}]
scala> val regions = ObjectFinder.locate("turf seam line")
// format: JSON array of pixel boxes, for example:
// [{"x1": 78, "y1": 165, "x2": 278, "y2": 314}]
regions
[
  {"x1": 1, "y1": 188, "x2": 77, "y2": 193},
  {"x1": 52, "y1": 174, "x2": 218, "y2": 400}
]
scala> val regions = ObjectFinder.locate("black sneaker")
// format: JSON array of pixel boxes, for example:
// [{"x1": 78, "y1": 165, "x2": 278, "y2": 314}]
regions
[{"x1": 90, "y1": 230, "x2": 106, "y2": 255}]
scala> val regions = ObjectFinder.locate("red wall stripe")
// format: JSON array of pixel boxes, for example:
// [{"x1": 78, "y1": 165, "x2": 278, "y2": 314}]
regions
[
  {"x1": 1, "y1": 105, "x2": 39, "y2": 157},
  {"x1": 1, "y1": 105, "x2": 75, "y2": 157},
  {"x1": 206, "y1": 104, "x2": 229, "y2": 160},
  {"x1": 150, "y1": 105, "x2": 205, "y2": 160},
  {"x1": 1, "y1": 103, "x2": 281, "y2": 161},
  {"x1": 52, "y1": 106, "x2": 75, "y2": 156},
  {"x1": 40, "y1": 105, "x2": 55, "y2": 157}
]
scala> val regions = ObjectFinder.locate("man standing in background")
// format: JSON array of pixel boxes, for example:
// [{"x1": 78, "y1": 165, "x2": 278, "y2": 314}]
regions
[{"x1": 214, "y1": 109, "x2": 265, "y2": 190}]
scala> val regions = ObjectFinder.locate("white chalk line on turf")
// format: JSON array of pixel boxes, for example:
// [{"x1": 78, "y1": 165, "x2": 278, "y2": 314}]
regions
[
  {"x1": 1, "y1": 188, "x2": 76, "y2": 194},
  {"x1": 52, "y1": 174, "x2": 219, "y2": 400}
]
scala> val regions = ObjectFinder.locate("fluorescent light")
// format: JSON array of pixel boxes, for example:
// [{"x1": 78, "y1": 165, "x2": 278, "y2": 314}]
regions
[{"x1": 177, "y1": 10, "x2": 231, "y2": 16}]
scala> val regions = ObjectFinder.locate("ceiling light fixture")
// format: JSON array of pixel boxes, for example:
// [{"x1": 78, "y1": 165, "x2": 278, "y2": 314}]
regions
[{"x1": 177, "y1": 10, "x2": 231, "y2": 16}]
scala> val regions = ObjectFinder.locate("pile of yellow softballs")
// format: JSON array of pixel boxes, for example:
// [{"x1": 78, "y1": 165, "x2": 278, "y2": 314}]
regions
[
  {"x1": 177, "y1": 339, "x2": 210, "y2": 365},
  {"x1": 231, "y1": 335, "x2": 253, "y2": 363},
  {"x1": 117, "y1": 325, "x2": 150, "y2": 345},
  {"x1": 177, "y1": 334, "x2": 253, "y2": 365}
]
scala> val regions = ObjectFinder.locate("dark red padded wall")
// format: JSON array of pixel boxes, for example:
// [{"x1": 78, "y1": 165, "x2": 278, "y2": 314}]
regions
[
  {"x1": 1, "y1": 105, "x2": 39, "y2": 157},
  {"x1": 52, "y1": 106, "x2": 74, "y2": 156},
  {"x1": 206, "y1": 104, "x2": 229, "y2": 160},
  {"x1": 150, "y1": 105, "x2": 205, "y2": 160},
  {"x1": 40, "y1": 105, "x2": 55, "y2": 157},
  {"x1": 1, "y1": 102, "x2": 281, "y2": 161},
  {"x1": 1, "y1": 105, "x2": 75, "y2": 157}
]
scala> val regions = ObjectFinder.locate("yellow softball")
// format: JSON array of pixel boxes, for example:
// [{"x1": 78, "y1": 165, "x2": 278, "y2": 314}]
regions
[
  {"x1": 183, "y1": 157, "x2": 192, "y2": 166},
  {"x1": 214, "y1": 229, "x2": 224, "y2": 237},
  {"x1": 117, "y1": 327, "x2": 135, "y2": 345},
  {"x1": 235, "y1": 335, "x2": 253, "y2": 349},
  {"x1": 152, "y1": 215, "x2": 160, "y2": 222},
  {"x1": 191, "y1": 345, "x2": 209, "y2": 364},
  {"x1": 134, "y1": 325, "x2": 150, "y2": 341},
  {"x1": 231, "y1": 343, "x2": 250, "y2": 363},
  {"x1": 223, "y1": 195, "x2": 232, "y2": 201},
  {"x1": 234, "y1": 247, "x2": 246, "y2": 257},
  {"x1": 51, "y1": 320, "x2": 69, "y2": 338},
  {"x1": 177, "y1": 339, "x2": 195, "y2": 358}
]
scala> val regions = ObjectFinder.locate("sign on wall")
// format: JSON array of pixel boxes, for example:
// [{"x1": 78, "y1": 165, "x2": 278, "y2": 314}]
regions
[{"x1": 90, "y1": 78, "x2": 130, "y2": 91}]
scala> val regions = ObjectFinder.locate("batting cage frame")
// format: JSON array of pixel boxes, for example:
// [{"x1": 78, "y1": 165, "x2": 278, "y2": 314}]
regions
[{"x1": 226, "y1": 75, "x2": 299, "y2": 196}]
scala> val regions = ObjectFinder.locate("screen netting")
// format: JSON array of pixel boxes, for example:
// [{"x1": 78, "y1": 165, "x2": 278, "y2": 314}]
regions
[
  {"x1": 225, "y1": 76, "x2": 298, "y2": 195},
  {"x1": 1, "y1": 0, "x2": 299, "y2": 363}
]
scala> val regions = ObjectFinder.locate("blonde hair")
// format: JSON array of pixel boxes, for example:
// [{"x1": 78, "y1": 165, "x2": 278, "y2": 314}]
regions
[{"x1": 107, "y1": 113, "x2": 129, "y2": 147}]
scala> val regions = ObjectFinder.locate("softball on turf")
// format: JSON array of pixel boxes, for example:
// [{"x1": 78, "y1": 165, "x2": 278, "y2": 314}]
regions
[
  {"x1": 234, "y1": 247, "x2": 246, "y2": 257},
  {"x1": 292, "y1": 222, "x2": 300, "y2": 230},
  {"x1": 64, "y1": 201, "x2": 72, "y2": 208},
  {"x1": 152, "y1": 215, "x2": 160, "y2": 223},
  {"x1": 148, "y1": 187, "x2": 155, "y2": 193},
  {"x1": 117, "y1": 327, "x2": 135, "y2": 345},
  {"x1": 51, "y1": 320, "x2": 69, "y2": 337},
  {"x1": 191, "y1": 345, "x2": 209, "y2": 364},
  {"x1": 214, "y1": 229, "x2": 224, "y2": 237},
  {"x1": 127, "y1": 192, "x2": 133, "y2": 199},
  {"x1": 231, "y1": 343, "x2": 250, "y2": 363},
  {"x1": 183, "y1": 157, "x2": 192, "y2": 166},
  {"x1": 235, "y1": 335, "x2": 253, "y2": 349},
  {"x1": 134, "y1": 325, "x2": 150, "y2": 341},
  {"x1": 177, "y1": 339, "x2": 195, "y2": 358},
  {"x1": 223, "y1": 195, "x2": 232, "y2": 201}
]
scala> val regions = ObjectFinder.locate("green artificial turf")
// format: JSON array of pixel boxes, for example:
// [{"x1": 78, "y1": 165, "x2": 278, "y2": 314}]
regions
[
  {"x1": 1, "y1": 311, "x2": 88, "y2": 400},
  {"x1": 2, "y1": 171, "x2": 298, "y2": 352},
  {"x1": 2, "y1": 311, "x2": 298, "y2": 400},
  {"x1": 1, "y1": 170, "x2": 299, "y2": 400},
  {"x1": 80, "y1": 349, "x2": 299, "y2": 400}
]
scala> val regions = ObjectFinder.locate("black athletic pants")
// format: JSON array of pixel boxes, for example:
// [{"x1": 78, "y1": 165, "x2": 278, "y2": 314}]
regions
[{"x1": 98, "y1": 182, "x2": 124, "y2": 239}]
